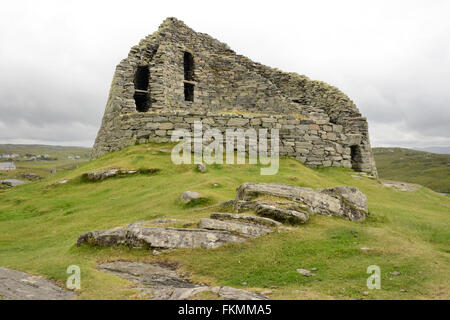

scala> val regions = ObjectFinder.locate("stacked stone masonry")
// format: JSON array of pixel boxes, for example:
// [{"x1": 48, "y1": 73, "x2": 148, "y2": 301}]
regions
[{"x1": 92, "y1": 17, "x2": 377, "y2": 176}]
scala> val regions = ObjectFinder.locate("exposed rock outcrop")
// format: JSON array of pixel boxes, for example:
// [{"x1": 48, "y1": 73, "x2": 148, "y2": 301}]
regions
[
  {"x1": 98, "y1": 261, "x2": 268, "y2": 300},
  {"x1": 236, "y1": 182, "x2": 368, "y2": 221},
  {"x1": 77, "y1": 211, "x2": 282, "y2": 250},
  {"x1": 82, "y1": 168, "x2": 159, "y2": 182},
  {"x1": 210, "y1": 212, "x2": 281, "y2": 227},
  {"x1": 77, "y1": 221, "x2": 245, "y2": 249},
  {"x1": 199, "y1": 218, "x2": 272, "y2": 238},
  {"x1": 381, "y1": 180, "x2": 420, "y2": 192},
  {"x1": 0, "y1": 179, "x2": 27, "y2": 187},
  {"x1": 0, "y1": 267, "x2": 77, "y2": 300}
]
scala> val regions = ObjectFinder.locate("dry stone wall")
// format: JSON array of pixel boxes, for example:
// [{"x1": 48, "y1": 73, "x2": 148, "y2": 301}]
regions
[{"x1": 92, "y1": 17, "x2": 377, "y2": 176}]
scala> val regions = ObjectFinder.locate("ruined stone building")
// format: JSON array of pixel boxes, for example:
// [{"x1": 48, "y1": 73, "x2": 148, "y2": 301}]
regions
[{"x1": 92, "y1": 17, "x2": 377, "y2": 176}]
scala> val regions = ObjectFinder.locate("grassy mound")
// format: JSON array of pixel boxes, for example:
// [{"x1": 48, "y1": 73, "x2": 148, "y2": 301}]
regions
[{"x1": 0, "y1": 143, "x2": 448, "y2": 300}]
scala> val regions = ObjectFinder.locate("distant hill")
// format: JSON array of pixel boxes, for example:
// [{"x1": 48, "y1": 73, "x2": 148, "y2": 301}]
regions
[
  {"x1": 415, "y1": 146, "x2": 450, "y2": 154},
  {"x1": 373, "y1": 147, "x2": 450, "y2": 193},
  {"x1": 0, "y1": 144, "x2": 91, "y2": 182},
  {"x1": 0, "y1": 144, "x2": 91, "y2": 157}
]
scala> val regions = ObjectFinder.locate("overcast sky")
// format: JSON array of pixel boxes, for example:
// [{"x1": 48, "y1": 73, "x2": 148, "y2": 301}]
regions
[{"x1": 0, "y1": 0, "x2": 449, "y2": 149}]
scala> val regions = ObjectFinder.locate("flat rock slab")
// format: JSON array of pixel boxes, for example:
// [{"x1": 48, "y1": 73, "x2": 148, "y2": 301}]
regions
[
  {"x1": 210, "y1": 212, "x2": 282, "y2": 227},
  {"x1": 381, "y1": 180, "x2": 420, "y2": 192},
  {"x1": 255, "y1": 204, "x2": 309, "y2": 224},
  {"x1": 0, "y1": 267, "x2": 77, "y2": 300},
  {"x1": 99, "y1": 261, "x2": 268, "y2": 300},
  {"x1": 199, "y1": 218, "x2": 273, "y2": 238},
  {"x1": 77, "y1": 222, "x2": 245, "y2": 250},
  {"x1": 236, "y1": 182, "x2": 368, "y2": 221},
  {"x1": 1, "y1": 179, "x2": 27, "y2": 187},
  {"x1": 147, "y1": 218, "x2": 180, "y2": 226},
  {"x1": 82, "y1": 168, "x2": 159, "y2": 182}
]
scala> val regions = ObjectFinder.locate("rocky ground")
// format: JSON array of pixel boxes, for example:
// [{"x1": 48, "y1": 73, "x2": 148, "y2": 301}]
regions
[
  {"x1": 98, "y1": 261, "x2": 268, "y2": 300},
  {"x1": 77, "y1": 181, "x2": 369, "y2": 251},
  {"x1": 0, "y1": 267, "x2": 76, "y2": 300}
]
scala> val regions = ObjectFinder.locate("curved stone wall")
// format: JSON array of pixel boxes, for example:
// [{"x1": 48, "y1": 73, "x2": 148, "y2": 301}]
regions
[{"x1": 92, "y1": 17, "x2": 377, "y2": 176}]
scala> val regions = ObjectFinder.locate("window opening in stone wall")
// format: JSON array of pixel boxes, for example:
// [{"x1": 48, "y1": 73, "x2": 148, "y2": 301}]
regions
[
  {"x1": 134, "y1": 65, "x2": 150, "y2": 112},
  {"x1": 184, "y1": 52, "x2": 194, "y2": 81},
  {"x1": 134, "y1": 92, "x2": 150, "y2": 112},
  {"x1": 134, "y1": 66, "x2": 149, "y2": 90},
  {"x1": 184, "y1": 83, "x2": 194, "y2": 102},
  {"x1": 350, "y1": 145, "x2": 362, "y2": 171}
]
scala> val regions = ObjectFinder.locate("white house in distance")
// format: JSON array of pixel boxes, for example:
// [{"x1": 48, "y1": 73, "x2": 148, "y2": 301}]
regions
[
  {"x1": 0, "y1": 162, "x2": 16, "y2": 171},
  {"x1": 0, "y1": 153, "x2": 19, "y2": 159}
]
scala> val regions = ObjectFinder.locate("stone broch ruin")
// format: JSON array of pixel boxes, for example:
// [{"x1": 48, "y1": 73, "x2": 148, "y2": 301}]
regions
[{"x1": 92, "y1": 17, "x2": 377, "y2": 176}]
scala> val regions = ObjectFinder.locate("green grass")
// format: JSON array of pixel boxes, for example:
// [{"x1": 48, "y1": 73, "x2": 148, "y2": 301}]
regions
[
  {"x1": 373, "y1": 147, "x2": 450, "y2": 193},
  {"x1": 0, "y1": 143, "x2": 448, "y2": 300}
]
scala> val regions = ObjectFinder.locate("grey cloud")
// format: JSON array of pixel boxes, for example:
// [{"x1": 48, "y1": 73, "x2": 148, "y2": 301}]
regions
[{"x1": 0, "y1": 0, "x2": 449, "y2": 149}]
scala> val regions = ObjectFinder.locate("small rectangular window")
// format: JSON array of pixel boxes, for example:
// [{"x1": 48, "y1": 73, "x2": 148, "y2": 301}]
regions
[
  {"x1": 134, "y1": 65, "x2": 149, "y2": 90},
  {"x1": 184, "y1": 52, "x2": 194, "y2": 81},
  {"x1": 134, "y1": 65, "x2": 150, "y2": 112},
  {"x1": 134, "y1": 92, "x2": 150, "y2": 112},
  {"x1": 184, "y1": 83, "x2": 194, "y2": 102}
]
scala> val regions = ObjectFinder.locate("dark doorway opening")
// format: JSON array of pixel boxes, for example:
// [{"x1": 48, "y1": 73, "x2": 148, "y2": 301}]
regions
[
  {"x1": 350, "y1": 145, "x2": 362, "y2": 171},
  {"x1": 134, "y1": 92, "x2": 150, "y2": 112},
  {"x1": 134, "y1": 65, "x2": 150, "y2": 112},
  {"x1": 184, "y1": 52, "x2": 194, "y2": 81},
  {"x1": 184, "y1": 83, "x2": 194, "y2": 102}
]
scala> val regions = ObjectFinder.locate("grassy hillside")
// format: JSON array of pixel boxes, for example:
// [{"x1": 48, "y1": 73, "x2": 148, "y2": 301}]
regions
[
  {"x1": 0, "y1": 144, "x2": 91, "y2": 182},
  {"x1": 0, "y1": 143, "x2": 448, "y2": 300},
  {"x1": 373, "y1": 147, "x2": 450, "y2": 193}
]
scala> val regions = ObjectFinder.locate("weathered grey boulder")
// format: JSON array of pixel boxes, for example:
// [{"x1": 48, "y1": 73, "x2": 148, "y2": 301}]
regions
[
  {"x1": 210, "y1": 212, "x2": 281, "y2": 227},
  {"x1": 180, "y1": 191, "x2": 199, "y2": 203},
  {"x1": 0, "y1": 267, "x2": 77, "y2": 300},
  {"x1": 296, "y1": 268, "x2": 317, "y2": 277},
  {"x1": 255, "y1": 204, "x2": 309, "y2": 224},
  {"x1": 199, "y1": 218, "x2": 273, "y2": 238},
  {"x1": 320, "y1": 186, "x2": 368, "y2": 213},
  {"x1": 77, "y1": 221, "x2": 244, "y2": 250},
  {"x1": 196, "y1": 163, "x2": 207, "y2": 173},
  {"x1": 236, "y1": 182, "x2": 368, "y2": 221},
  {"x1": 76, "y1": 227, "x2": 128, "y2": 247}
]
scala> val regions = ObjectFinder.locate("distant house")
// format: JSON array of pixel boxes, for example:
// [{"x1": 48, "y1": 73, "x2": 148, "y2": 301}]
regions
[
  {"x1": 1, "y1": 153, "x2": 19, "y2": 159},
  {"x1": 0, "y1": 162, "x2": 16, "y2": 171}
]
